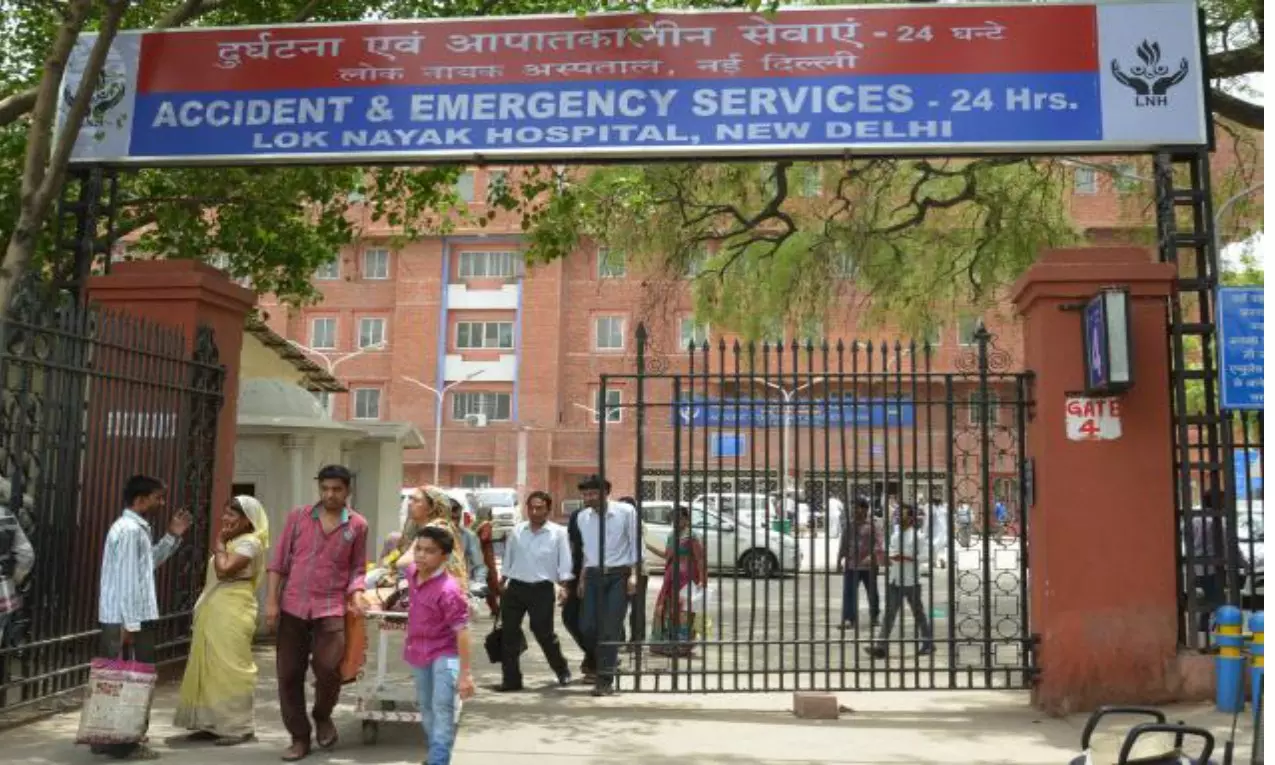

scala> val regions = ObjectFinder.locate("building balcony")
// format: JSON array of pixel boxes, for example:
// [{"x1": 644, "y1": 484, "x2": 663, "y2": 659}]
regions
[
  {"x1": 447, "y1": 283, "x2": 518, "y2": 311},
  {"x1": 445, "y1": 353, "x2": 516, "y2": 382}
]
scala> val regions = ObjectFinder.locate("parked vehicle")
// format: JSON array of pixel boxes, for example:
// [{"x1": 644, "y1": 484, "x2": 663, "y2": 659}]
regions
[
  {"x1": 690, "y1": 492, "x2": 793, "y2": 535},
  {"x1": 639, "y1": 500, "x2": 800, "y2": 579},
  {"x1": 473, "y1": 487, "x2": 520, "y2": 540}
]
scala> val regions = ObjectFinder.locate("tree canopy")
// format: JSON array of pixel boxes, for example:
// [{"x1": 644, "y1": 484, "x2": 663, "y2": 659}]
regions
[{"x1": 0, "y1": 0, "x2": 1263, "y2": 330}]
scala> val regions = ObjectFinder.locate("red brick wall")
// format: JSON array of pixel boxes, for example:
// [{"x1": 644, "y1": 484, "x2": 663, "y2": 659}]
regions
[{"x1": 266, "y1": 146, "x2": 1254, "y2": 500}]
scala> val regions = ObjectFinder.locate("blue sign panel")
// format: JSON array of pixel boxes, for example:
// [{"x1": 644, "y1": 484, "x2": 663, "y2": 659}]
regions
[
  {"x1": 710, "y1": 433, "x2": 746, "y2": 458},
  {"x1": 1234, "y1": 448, "x2": 1263, "y2": 501},
  {"x1": 61, "y1": 3, "x2": 1208, "y2": 167},
  {"x1": 673, "y1": 397, "x2": 914, "y2": 428},
  {"x1": 1217, "y1": 287, "x2": 1264, "y2": 410},
  {"x1": 1083, "y1": 294, "x2": 1110, "y2": 392}
]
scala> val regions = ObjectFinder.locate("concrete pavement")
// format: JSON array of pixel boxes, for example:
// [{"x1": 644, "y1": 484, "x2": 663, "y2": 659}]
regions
[{"x1": 0, "y1": 644, "x2": 1255, "y2": 765}]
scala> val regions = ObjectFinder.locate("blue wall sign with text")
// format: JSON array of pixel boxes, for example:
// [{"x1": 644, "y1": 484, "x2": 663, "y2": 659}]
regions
[{"x1": 1217, "y1": 287, "x2": 1264, "y2": 410}]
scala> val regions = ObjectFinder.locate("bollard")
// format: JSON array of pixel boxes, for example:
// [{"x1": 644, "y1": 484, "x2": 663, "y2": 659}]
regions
[
  {"x1": 1250, "y1": 611, "x2": 1263, "y2": 726},
  {"x1": 1214, "y1": 605, "x2": 1245, "y2": 714}
]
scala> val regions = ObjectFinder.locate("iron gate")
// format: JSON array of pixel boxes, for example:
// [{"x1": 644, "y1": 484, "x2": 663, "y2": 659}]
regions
[
  {"x1": 0, "y1": 275, "x2": 224, "y2": 709},
  {"x1": 598, "y1": 324, "x2": 1034, "y2": 692}
]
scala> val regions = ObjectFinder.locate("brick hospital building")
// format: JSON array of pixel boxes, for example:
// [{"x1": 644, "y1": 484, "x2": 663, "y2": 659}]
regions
[{"x1": 259, "y1": 144, "x2": 1259, "y2": 506}]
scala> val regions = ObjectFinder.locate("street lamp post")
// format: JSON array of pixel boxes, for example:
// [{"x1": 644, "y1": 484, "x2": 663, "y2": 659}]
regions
[
  {"x1": 287, "y1": 340, "x2": 387, "y2": 376},
  {"x1": 401, "y1": 371, "x2": 485, "y2": 485},
  {"x1": 750, "y1": 377, "x2": 825, "y2": 494}
]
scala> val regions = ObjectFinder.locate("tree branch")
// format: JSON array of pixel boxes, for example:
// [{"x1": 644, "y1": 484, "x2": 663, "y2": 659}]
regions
[
  {"x1": 0, "y1": 89, "x2": 38, "y2": 127},
  {"x1": 1209, "y1": 43, "x2": 1264, "y2": 78},
  {"x1": 34, "y1": 0, "x2": 131, "y2": 215},
  {"x1": 292, "y1": 0, "x2": 324, "y2": 22},
  {"x1": 156, "y1": 0, "x2": 222, "y2": 29},
  {"x1": 1211, "y1": 88, "x2": 1264, "y2": 129}
]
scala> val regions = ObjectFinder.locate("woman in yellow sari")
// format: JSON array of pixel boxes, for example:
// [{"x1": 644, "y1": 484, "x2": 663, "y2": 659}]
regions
[
  {"x1": 174, "y1": 495, "x2": 269, "y2": 746},
  {"x1": 423, "y1": 486, "x2": 469, "y2": 592}
]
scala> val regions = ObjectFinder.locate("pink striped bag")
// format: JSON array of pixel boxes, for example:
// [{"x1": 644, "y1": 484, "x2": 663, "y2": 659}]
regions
[{"x1": 75, "y1": 658, "x2": 157, "y2": 746}]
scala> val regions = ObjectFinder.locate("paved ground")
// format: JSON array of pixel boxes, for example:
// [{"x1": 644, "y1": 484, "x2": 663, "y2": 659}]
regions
[{"x1": 0, "y1": 639, "x2": 1254, "y2": 765}]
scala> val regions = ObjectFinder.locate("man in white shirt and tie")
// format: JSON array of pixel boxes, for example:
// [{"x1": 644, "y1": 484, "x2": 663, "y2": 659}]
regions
[
  {"x1": 574, "y1": 475, "x2": 639, "y2": 696},
  {"x1": 496, "y1": 490, "x2": 574, "y2": 691}
]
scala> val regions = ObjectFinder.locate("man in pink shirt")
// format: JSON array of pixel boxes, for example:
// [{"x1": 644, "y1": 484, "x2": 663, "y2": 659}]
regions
[{"x1": 266, "y1": 465, "x2": 368, "y2": 762}]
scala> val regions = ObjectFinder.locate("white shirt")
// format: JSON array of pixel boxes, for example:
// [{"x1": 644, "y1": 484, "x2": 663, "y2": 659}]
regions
[
  {"x1": 887, "y1": 527, "x2": 927, "y2": 587},
  {"x1": 577, "y1": 501, "x2": 640, "y2": 569},
  {"x1": 503, "y1": 521, "x2": 572, "y2": 584},
  {"x1": 0, "y1": 507, "x2": 34, "y2": 615},
  {"x1": 99, "y1": 510, "x2": 179, "y2": 631}
]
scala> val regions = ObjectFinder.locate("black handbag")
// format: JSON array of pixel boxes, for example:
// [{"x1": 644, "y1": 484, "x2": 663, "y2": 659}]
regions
[{"x1": 483, "y1": 616, "x2": 528, "y2": 664}]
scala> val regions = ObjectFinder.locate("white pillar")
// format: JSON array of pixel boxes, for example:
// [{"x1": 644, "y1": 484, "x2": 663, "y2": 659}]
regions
[{"x1": 283, "y1": 434, "x2": 312, "y2": 511}]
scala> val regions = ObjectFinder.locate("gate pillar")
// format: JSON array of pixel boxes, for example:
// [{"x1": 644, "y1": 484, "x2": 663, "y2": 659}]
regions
[
  {"x1": 89, "y1": 261, "x2": 256, "y2": 538},
  {"x1": 1011, "y1": 247, "x2": 1181, "y2": 714}
]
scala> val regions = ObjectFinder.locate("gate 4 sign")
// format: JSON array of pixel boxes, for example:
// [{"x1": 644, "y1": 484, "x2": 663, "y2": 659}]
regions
[
  {"x1": 57, "y1": 1, "x2": 1207, "y2": 167},
  {"x1": 1065, "y1": 396, "x2": 1122, "y2": 441}
]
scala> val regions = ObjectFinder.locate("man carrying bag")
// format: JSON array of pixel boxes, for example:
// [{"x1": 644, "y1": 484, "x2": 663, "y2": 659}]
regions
[{"x1": 79, "y1": 475, "x2": 192, "y2": 760}]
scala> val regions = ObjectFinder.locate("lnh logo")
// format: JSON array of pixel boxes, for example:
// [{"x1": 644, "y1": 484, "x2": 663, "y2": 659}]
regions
[{"x1": 1110, "y1": 40, "x2": 1190, "y2": 108}]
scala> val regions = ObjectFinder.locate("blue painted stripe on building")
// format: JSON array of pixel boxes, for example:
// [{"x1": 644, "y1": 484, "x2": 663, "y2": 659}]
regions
[
  {"x1": 512, "y1": 276, "x2": 523, "y2": 423},
  {"x1": 435, "y1": 239, "x2": 451, "y2": 395}
]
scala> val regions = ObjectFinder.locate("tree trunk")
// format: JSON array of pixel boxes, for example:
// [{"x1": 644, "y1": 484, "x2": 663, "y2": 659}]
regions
[{"x1": 0, "y1": 0, "x2": 130, "y2": 312}]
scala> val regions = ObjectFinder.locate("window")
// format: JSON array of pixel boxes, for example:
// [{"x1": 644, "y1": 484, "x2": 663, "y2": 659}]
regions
[
  {"x1": 315, "y1": 259, "x2": 340, "y2": 280},
  {"x1": 456, "y1": 321, "x2": 514, "y2": 350},
  {"x1": 1073, "y1": 167, "x2": 1097, "y2": 195},
  {"x1": 310, "y1": 317, "x2": 337, "y2": 349},
  {"x1": 460, "y1": 474, "x2": 492, "y2": 489},
  {"x1": 835, "y1": 251, "x2": 856, "y2": 278},
  {"x1": 313, "y1": 391, "x2": 333, "y2": 416},
  {"x1": 796, "y1": 165, "x2": 823, "y2": 197},
  {"x1": 921, "y1": 324, "x2": 943, "y2": 348},
  {"x1": 957, "y1": 315, "x2": 983, "y2": 346},
  {"x1": 358, "y1": 317, "x2": 386, "y2": 349},
  {"x1": 457, "y1": 250, "x2": 517, "y2": 279},
  {"x1": 455, "y1": 172, "x2": 475, "y2": 202},
  {"x1": 597, "y1": 248, "x2": 626, "y2": 279},
  {"x1": 679, "y1": 318, "x2": 710, "y2": 350},
  {"x1": 452, "y1": 392, "x2": 512, "y2": 421},
  {"x1": 968, "y1": 391, "x2": 1001, "y2": 426},
  {"x1": 798, "y1": 319, "x2": 825, "y2": 346},
  {"x1": 595, "y1": 316, "x2": 625, "y2": 350},
  {"x1": 362, "y1": 248, "x2": 390, "y2": 279},
  {"x1": 594, "y1": 388, "x2": 623, "y2": 423},
  {"x1": 353, "y1": 388, "x2": 382, "y2": 420},
  {"x1": 760, "y1": 318, "x2": 786, "y2": 346},
  {"x1": 685, "y1": 250, "x2": 708, "y2": 278},
  {"x1": 1114, "y1": 163, "x2": 1141, "y2": 193},
  {"x1": 486, "y1": 170, "x2": 508, "y2": 203}
]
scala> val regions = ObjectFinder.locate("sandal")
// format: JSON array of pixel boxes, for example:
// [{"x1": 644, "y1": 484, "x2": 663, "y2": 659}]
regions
[
  {"x1": 281, "y1": 741, "x2": 310, "y2": 762},
  {"x1": 315, "y1": 718, "x2": 338, "y2": 750},
  {"x1": 215, "y1": 733, "x2": 255, "y2": 747}
]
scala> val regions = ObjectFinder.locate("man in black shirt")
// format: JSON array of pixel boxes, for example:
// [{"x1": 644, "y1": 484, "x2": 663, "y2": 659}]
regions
[{"x1": 562, "y1": 501, "x2": 597, "y2": 679}]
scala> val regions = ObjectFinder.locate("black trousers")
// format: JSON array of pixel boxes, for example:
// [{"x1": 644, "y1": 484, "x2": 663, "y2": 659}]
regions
[
  {"x1": 561, "y1": 588, "x2": 596, "y2": 673},
  {"x1": 500, "y1": 580, "x2": 570, "y2": 687},
  {"x1": 94, "y1": 623, "x2": 157, "y2": 758},
  {"x1": 628, "y1": 573, "x2": 649, "y2": 643}
]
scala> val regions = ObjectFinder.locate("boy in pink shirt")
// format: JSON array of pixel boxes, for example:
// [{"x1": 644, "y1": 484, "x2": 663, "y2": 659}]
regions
[{"x1": 403, "y1": 525, "x2": 476, "y2": 765}]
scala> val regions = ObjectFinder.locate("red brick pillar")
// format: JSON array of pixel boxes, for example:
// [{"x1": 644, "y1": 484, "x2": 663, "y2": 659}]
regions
[
  {"x1": 1010, "y1": 247, "x2": 1180, "y2": 714},
  {"x1": 88, "y1": 261, "x2": 256, "y2": 537}
]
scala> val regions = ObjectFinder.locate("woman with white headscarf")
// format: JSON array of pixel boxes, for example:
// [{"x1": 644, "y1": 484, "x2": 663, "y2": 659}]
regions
[{"x1": 174, "y1": 495, "x2": 270, "y2": 746}]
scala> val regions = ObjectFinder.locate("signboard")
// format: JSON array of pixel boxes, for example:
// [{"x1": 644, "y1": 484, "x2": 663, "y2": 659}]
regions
[
  {"x1": 1081, "y1": 287, "x2": 1132, "y2": 395},
  {"x1": 1233, "y1": 448, "x2": 1262, "y2": 501},
  {"x1": 710, "y1": 433, "x2": 746, "y2": 458},
  {"x1": 1217, "y1": 287, "x2": 1264, "y2": 410},
  {"x1": 1065, "y1": 396, "x2": 1122, "y2": 441},
  {"x1": 674, "y1": 397, "x2": 913, "y2": 428},
  {"x1": 59, "y1": 2, "x2": 1208, "y2": 166}
]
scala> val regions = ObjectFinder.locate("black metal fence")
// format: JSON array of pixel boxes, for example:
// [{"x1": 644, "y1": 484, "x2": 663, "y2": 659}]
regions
[
  {"x1": 0, "y1": 276, "x2": 224, "y2": 709},
  {"x1": 594, "y1": 324, "x2": 1034, "y2": 692}
]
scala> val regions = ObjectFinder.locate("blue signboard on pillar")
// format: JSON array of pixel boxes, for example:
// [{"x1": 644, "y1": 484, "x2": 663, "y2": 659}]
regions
[
  {"x1": 710, "y1": 433, "x2": 745, "y2": 458},
  {"x1": 1217, "y1": 287, "x2": 1264, "y2": 410},
  {"x1": 1081, "y1": 288, "x2": 1133, "y2": 395}
]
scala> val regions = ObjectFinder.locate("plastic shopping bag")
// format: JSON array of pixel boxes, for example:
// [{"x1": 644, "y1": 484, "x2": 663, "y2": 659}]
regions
[{"x1": 75, "y1": 658, "x2": 157, "y2": 747}]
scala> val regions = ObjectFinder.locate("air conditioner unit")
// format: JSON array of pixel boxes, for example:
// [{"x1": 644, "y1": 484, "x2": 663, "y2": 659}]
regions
[{"x1": 464, "y1": 414, "x2": 488, "y2": 428}]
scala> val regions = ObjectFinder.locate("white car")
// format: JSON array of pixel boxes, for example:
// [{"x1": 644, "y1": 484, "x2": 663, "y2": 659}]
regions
[
  {"x1": 690, "y1": 492, "x2": 789, "y2": 531},
  {"x1": 473, "y1": 487, "x2": 521, "y2": 541},
  {"x1": 639, "y1": 501, "x2": 800, "y2": 579}
]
